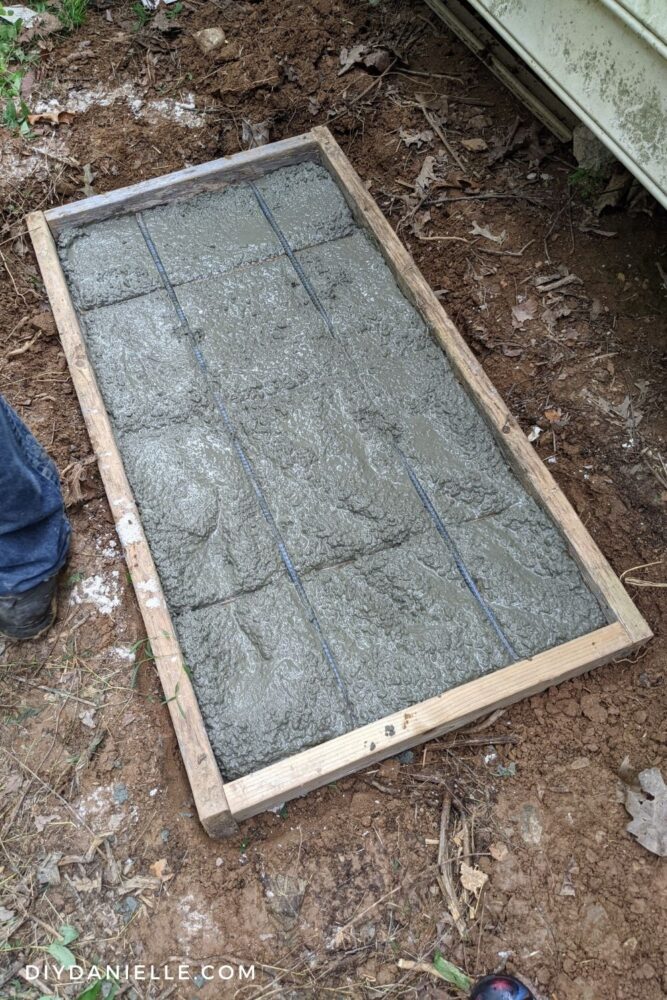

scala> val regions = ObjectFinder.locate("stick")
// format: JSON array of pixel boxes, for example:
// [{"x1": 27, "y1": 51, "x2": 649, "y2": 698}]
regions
[
  {"x1": 437, "y1": 795, "x2": 468, "y2": 939},
  {"x1": 416, "y1": 95, "x2": 467, "y2": 173}
]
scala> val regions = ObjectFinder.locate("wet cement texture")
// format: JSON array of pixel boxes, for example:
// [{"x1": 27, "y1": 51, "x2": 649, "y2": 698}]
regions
[{"x1": 58, "y1": 161, "x2": 608, "y2": 780}]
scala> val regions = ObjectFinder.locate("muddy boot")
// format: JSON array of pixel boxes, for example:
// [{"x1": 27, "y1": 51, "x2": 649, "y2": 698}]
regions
[{"x1": 0, "y1": 575, "x2": 59, "y2": 640}]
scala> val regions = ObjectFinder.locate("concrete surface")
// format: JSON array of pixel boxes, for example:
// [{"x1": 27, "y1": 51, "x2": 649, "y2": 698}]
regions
[{"x1": 59, "y1": 162, "x2": 608, "y2": 780}]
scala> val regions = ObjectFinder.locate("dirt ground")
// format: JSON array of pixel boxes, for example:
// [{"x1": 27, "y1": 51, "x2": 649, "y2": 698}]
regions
[{"x1": 1, "y1": 1, "x2": 666, "y2": 998}]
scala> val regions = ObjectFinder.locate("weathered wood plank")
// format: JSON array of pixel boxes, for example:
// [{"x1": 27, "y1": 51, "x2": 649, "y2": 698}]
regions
[
  {"x1": 44, "y1": 133, "x2": 320, "y2": 236},
  {"x1": 26, "y1": 211, "x2": 237, "y2": 837}
]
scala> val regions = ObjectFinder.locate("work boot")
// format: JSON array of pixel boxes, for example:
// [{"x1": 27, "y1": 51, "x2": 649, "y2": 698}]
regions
[{"x1": 0, "y1": 575, "x2": 59, "y2": 640}]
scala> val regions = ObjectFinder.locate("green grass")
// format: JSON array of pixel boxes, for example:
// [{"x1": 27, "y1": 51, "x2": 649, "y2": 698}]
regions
[
  {"x1": 59, "y1": 0, "x2": 89, "y2": 31},
  {"x1": 131, "y1": 1, "x2": 152, "y2": 27},
  {"x1": 0, "y1": 10, "x2": 37, "y2": 134},
  {"x1": 0, "y1": 0, "x2": 88, "y2": 132},
  {"x1": 568, "y1": 166, "x2": 606, "y2": 201}
]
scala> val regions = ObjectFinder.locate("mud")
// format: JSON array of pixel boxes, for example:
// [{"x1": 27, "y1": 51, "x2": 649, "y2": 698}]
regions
[{"x1": 58, "y1": 161, "x2": 606, "y2": 780}]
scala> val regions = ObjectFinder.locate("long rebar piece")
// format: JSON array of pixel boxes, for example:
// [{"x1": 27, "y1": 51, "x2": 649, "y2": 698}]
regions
[
  {"x1": 250, "y1": 180, "x2": 518, "y2": 663},
  {"x1": 135, "y1": 211, "x2": 356, "y2": 718}
]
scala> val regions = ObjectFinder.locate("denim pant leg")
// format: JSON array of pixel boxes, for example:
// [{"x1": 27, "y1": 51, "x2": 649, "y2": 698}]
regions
[{"x1": 0, "y1": 395, "x2": 71, "y2": 595}]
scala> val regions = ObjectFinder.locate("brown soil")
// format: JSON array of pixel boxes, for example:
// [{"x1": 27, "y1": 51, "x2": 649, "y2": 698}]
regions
[{"x1": 1, "y1": 2, "x2": 665, "y2": 998}]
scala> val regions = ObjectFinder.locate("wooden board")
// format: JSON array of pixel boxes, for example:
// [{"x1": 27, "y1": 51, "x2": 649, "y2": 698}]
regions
[{"x1": 26, "y1": 128, "x2": 652, "y2": 836}]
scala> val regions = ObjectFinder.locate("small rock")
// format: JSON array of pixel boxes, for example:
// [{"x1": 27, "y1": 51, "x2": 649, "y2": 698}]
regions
[
  {"x1": 113, "y1": 783, "x2": 129, "y2": 804},
  {"x1": 570, "y1": 756, "x2": 590, "y2": 770},
  {"x1": 119, "y1": 896, "x2": 139, "y2": 919},
  {"x1": 519, "y1": 803, "x2": 542, "y2": 846},
  {"x1": 396, "y1": 749, "x2": 414, "y2": 765},
  {"x1": 194, "y1": 27, "x2": 226, "y2": 53},
  {"x1": 193, "y1": 974, "x2": 206, "y2": 989}
]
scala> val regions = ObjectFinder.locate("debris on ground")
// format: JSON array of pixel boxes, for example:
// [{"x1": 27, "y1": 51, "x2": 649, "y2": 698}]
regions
[{"x1": 625, "y1": 767, "x2": 667, "y2": 857}]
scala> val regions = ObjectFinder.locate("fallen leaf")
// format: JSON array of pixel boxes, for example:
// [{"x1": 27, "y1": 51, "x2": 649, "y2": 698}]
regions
[
  {"x1": 410, "y1": 209, "x2": 431, "y2": 238},
  {"x1": 27, "y1": 110, "x2": 75, "y2": 126},
  {"x1": 471, "y1": 219, "x2": 506, "y2": 245},
  {"x1": 338, "y1": 44, "x2": 391, "y2": 76},
  {"x1": 459, "y1": 862, "x2": 488, "y2": 895},
  {"x1": 241, "y1": 118, "x2": 270, "y2": 148},
  {"x1": 544, "y1": 407, "x2": 563, "y2": 424},
  {"x1": 149, "y1": 858, "x2": 171, "y2": 880},
  {"x1": 4, "y1": 773, "x2": 23, "y2": 794},
  {"x1": 338, "y1": 43, "x2": 367, "y2": 75},
  {"x1": 468, "y1": 114, "x2": 492, "y2": 129},
  {"x1": 414, "y1": 155, "x2": 437, "y2": 195},
  {"x1": 625, "y1": 767, "x2": 667, "y2": 857},
  {"x1": 0, "y1": 906, "x2": 15, "y2": 923},
  {"x1": 489, "y1": 842, "x2": 509, "y2": 861},
  {"x1": 364, "y1": 48, "x2": 391, "y2": 72},
  {"x1": 461, "y1": 137, "x2": 487, "y2": 152},
  {"x1": 71, "y1": 873, "x2": 102, "y2": 893},
  {"x1": 399, "y1": 127, "x2": 433, "y2": 149},
  {"x1": 37, "y1": 852, "x2": 63, "y2": 886},
  {"x1": 34, "y1": 813, "x2": 59, "y2": 832},
  {"x1": 511, "y1": 297, "x2": 538, "y2": 328}
]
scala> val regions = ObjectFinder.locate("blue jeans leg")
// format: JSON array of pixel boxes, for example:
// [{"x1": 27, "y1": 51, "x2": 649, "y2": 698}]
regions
[{"x1": 0, "y1": 395, "x2": 71, "y2": 595}]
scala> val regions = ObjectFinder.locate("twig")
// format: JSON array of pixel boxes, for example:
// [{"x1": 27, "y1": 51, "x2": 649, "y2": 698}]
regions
[
  {"x1": 416, "y1": 95, "x2": 467, "y2": 173},
  {"x1": 437, "y1": 795, "x2": 468, "y2": 939},
  {"x1": 328, "y1": 59, "x2": 398, "y2": 124},
  {"x1": 476, "y1": 239, "x2": 535, "y2": 257},
  {"x1": 416, "y1": 235, "x2": 469, "y2": 243},
  {"x1": 392, "y1": 68, "x2": 462, "y2": 82},
  {"x1": 620, "y1": 554, "x2": 666, "y2": 589},
  {"x1": 0, "y1": 248, "x2": 26, "y2": 303},
  {"x1": 0, "y1": 745, "x2": 96, "y2": 836},
  {"x1": 13, "y1": 674, "x2": 97, "y2": 706}
]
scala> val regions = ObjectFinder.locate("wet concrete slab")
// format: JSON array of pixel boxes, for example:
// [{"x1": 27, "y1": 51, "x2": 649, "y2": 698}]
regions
[{"x1": 59, "y1": 160, "x2": 608, "y2": 780}]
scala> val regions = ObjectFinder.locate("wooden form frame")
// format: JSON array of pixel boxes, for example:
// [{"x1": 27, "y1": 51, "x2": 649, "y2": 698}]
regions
[{"x1": 27, "y1": 127, "x2": 652, "y2": 836}]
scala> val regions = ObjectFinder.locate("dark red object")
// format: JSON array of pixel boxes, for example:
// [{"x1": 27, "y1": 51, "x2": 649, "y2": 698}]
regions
[{"x1": 470, "y1": 975, "x2": 534, "y2": 1000}]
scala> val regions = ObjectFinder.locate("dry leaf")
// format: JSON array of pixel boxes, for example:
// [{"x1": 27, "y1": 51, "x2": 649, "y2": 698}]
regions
[
  {"x1": 544, "y1": 407, "x2": 563, "y2": 424},
  {"x1": 511, "y1": 297, "x2": 538, "y2": 328},
  {"x1": 338, "y1": 45, "x2": 391, "y2": 76},
  {"x1": 459, "y1": 862, "x2": 488, "y2": 895},
  {"x1": 338, "y1": 43, "x2": 367, "y2": 75},
  {"x1": 489, "y1": 842, "x2": 509, "y2": 861},
  {"x1": 399, "y1": 127, "x2": 433, "y2": 149},
  {"x1": 470, "y1": 220, "x2": 506, "y2": 245},
  {"x1": 27, "y1": 110, "x2": 75, "y2": 126},
  {"x1": 241, "y1": 118, "x2": 270, "y2": 148},
  {"x1": 71, "y1": 873, "x2": 102, "y2": 893},
  {"x1": 34, "y1": 814, "x2": 59, "y2": 833},
  {"x1": 149, "y1": 858, "x2": 172, "y2": 881},
  {"x1": 363, "y1": 48, "x2": 391, "y2": 73},
  {"x1": 461, "y1": 137, "x2": 488, "y2": 152},
  {"x1": 414, "y1": 155, "x2": 437, "y2": 196}
]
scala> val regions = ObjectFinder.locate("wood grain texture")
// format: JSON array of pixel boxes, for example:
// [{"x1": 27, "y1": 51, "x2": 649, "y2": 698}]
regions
[
  {"x1": 44, "y1": 133, "x2": 319, "y2": 236},
  {"x1": 224, "y1": 623, "x2": 632, "y2": 818},
  {"x1": 26, "y1": 211, "x2": 237, "y2": 838},
  {"x1": 28, "y1": 131, "x2": 651, "y2": 835},
  {"x1": 312, "y1": 125, "x2": 652, "y2": 646}
]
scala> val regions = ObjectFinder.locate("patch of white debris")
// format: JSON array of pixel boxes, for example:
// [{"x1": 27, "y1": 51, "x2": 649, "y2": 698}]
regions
[
  {"x1": 70, "y1": 571, "x2": 121, "y2": 615},
  {"x1": 33, "y1": 82, "x2": 202, "y2": 128},
  {"x1": 0, "y1": 84, "x2": 202, "y2": 191},
  {"x1": 109, "y1": 646, "x2": 136, "y2": 663}
]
